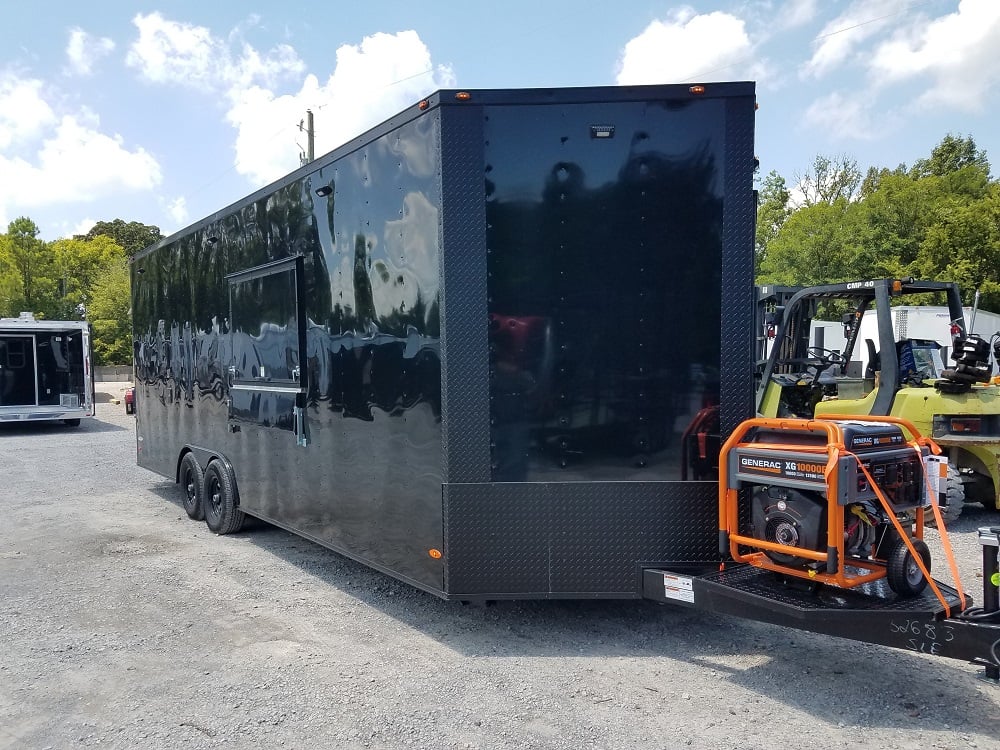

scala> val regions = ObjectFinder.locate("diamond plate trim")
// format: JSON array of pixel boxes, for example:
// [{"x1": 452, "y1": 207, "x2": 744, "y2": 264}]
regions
[
  {"x1": 720, "y1": 95, "x2": 757, "y2": 436},
  {"x1": 439, "y1": 106, "x2": 491, "y2": 484},
  {"x1": 443, "y1": 481, "x2": 718, "y2": 596}
]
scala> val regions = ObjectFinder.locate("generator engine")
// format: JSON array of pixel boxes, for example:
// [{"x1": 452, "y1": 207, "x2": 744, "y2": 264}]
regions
[
  {"x1": 723, "y1": 418, "x2": 938, "y2": 595},
  {"x1": 750, "y1": 487, "x2": 880, "y2": 568}
]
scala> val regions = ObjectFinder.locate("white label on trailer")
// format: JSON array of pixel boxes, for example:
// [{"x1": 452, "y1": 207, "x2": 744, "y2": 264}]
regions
[{"x1": 662, "y1": 572, "x2": 695, "y2": 603}]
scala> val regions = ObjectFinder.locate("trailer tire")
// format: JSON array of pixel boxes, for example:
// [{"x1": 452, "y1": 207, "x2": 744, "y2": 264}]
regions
[
  {"x1": 179, "y1": 452, "x2": 205, "y2": 521},
  {"x1": 62, "y1": 419, "x2": 81, "y2": 427},
  {"x1": 886, "y1": 537, "x2": 931, "y2": 597},
  {"x1": 924, "y1": 465, "x2": 965, "y2": 527},
  {"x1": 203, "y1": 460, "x2": 245, "y2": 535}
]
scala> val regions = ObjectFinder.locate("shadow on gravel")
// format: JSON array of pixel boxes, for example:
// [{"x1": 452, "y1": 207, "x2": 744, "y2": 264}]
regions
[
  {"x1": 0, "y1": 416, "x2": 129, "y2": 435},
  {"x1": 142, "y1": 478, "x2": 1000, "y2": 736}
]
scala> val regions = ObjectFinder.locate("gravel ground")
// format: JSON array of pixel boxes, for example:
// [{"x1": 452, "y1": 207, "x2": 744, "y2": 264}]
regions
[{"x1": 1, "y1": 387, "x2": 999, "y2": 750}]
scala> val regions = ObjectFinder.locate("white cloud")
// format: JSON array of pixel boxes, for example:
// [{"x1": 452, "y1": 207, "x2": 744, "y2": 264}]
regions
[
  {"x1": 65, "y1": 28, "x2": 115, "y2": 77},
  {"x1": 0, "y1": 72, "x2": 56, "y2": 149},
  {"x1": 127, "y1": 16, "x2": 456, "y2": 186},
  {"x1": 126, "y1": 12, "x2": 304, "y2": 92},
  {"x1": 616, "y1": 8, "x2": 764, "y2": 84},
  {"x1": 70, "y1": 217, "x2": 97, "y2": 237},
  {"x1": 0, "y1": 101, "x2": 162, "y2": 223},
  {"x1": 801, "y1": 91, "x2": 883, "y2": 142},
  {"x1": 229, "y1": 31, "x2": 455, "y2": 184},
  {"x1": 868, "y1": 0, "x2": 1000, "y2": 111},
  {"x1": 776, "y1": 0, "x2": 820, "y2": 30},
  {"x1": 802, "y1": 0, "x2": 907, "y2": 78},
  {"x1": 164, "y1": 196, "x2": 188, "y2": 226}
]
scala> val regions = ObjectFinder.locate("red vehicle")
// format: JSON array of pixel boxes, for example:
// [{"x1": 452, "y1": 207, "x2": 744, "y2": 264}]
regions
[{"x1": 125, "y1": 386, "x2": 135, "y2": 414}]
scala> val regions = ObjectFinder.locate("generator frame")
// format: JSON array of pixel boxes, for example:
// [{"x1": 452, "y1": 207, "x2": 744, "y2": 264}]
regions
[{"x1": 719, "y1": 415, "x2": 942, "y2": 593}]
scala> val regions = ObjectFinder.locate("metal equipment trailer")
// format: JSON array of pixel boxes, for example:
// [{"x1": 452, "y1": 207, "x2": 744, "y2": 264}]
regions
[
  {"x1": 131, "y1": 82, "x2": 1000, "y2": 677},
  {"x1": 0, "y1": 312, "x2": 95, "y2": 426}
]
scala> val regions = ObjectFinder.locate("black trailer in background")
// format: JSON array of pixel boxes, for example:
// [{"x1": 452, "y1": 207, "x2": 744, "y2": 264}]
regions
[{"x1": 131, "y1": 83, "x2": 758, "y2": 599}]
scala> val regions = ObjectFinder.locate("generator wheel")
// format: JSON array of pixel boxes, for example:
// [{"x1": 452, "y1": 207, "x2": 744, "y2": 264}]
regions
[
  {"x1": 886, "y1": 537, "x2": 931, "y2": 596},
  {"x1": 924, "y1": 465, "x2": 965, "y2": 527},
  {"x1": 179, "y1": 452, "x2": 205, "y2": 521},
  {"x1": 203, "y1": 459, "x2": 245, "y2": 535}
]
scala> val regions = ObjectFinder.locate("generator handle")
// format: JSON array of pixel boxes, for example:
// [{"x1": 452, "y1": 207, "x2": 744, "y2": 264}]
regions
[{"x1": 814, "y1": 414, "x2": 941, "y2": 455}]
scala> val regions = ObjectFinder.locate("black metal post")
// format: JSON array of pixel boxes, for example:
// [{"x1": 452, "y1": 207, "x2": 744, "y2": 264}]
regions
[{"x1": 979, "y1": 526, "x2": 1000, "y2": 680}]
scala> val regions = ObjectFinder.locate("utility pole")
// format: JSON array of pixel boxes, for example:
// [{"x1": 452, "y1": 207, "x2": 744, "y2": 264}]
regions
[{"x1": 299, "y1": 109, "x2": 315, "y2": 165}]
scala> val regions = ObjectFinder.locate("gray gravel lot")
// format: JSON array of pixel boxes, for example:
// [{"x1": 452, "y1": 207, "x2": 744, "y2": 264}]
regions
[{"x1": 1, "y1": 388, "x2": 999, "y2": 749}]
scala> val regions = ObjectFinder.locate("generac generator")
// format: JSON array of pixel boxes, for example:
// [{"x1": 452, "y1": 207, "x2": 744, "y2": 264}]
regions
[{"x1": 719, "y1": 416, "x2": 950, "y2": 596}]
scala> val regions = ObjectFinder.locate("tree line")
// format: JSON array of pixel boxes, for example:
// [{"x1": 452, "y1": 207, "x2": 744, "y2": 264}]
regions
[
  {"x1": 756, "y1": 134, "x2": 1000, "y2": 310},
  {"x1": 0, "y1": 219, "x2": 162, "y2": 365}
]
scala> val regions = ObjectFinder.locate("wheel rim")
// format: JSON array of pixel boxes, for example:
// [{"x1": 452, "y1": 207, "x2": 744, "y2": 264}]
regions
[
  {"x1": 183, "y1": 468, "x2": 196, "y2": 504},
  {"x1": 208, "y1": 475, "x2": 222, "y2": 515},
  {"x1": 905, "y1": 554, "x2": 924, "y2": 587}
]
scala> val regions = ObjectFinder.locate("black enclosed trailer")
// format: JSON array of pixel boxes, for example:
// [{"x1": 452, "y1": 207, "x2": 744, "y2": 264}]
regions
[
  {"x1": 132, "y1": 82, "x2": 1000, "y2": 675},
  {"x1": 131, "y1": 82, "x2": 758, "y2": 598},
  {"x1": 0, "y1": 313, "x2": 95, "y2": 426}
]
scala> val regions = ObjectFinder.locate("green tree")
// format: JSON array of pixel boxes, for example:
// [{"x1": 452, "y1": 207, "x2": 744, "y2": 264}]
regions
[
  {"x1": 914, "y1": 182, "x2": 1000, "y2": 309},
  {"x1": 758, "y1": 198, "x2": 864, "y2": 285},
  {"x1": 82, "y1": 219, "x2": 163, "y2": 258},
  {"x1": 4, "y1": 217, "x2": 58, "y2": 316},
  {"x1": 760, "y1": 135, "x2": 996, "y2": 301},
  {"x1": 49, "y1": 235, "x2": 125, "y2": 319},
  {"x1": 0, "y1": 233, "x2": 20, "y2": 316},
  {"x1": 87, "y1": 257, "x2": 132, "y2": 365},
  {"x1": 755, "y1": 170, "x2": 790, "y2": 268},
  {"x1": 911, "y1": 133, "x2": 989, "y2": 179},
  {"x1": 795, "y1": 154, "x2": 862, "y2": 207}
]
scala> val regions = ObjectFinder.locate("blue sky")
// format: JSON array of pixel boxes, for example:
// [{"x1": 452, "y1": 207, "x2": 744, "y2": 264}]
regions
[{"x1": 1, "y1": 1, "x2": 997, "y2": 241}]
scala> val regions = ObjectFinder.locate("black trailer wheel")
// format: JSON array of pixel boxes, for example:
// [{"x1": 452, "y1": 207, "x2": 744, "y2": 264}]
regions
[
  {"x1": 203, "y1": 460, "x2": 245, "y2": 535},
  {"x1": 62, "y1": 418, "x2": 81, "y2": 427},
  {"x1": 179, "y1": 452, "x2": 205, "y2": 521},
  {"x1": 886, "y1": 537, "x2": 931, "y2": 596}
]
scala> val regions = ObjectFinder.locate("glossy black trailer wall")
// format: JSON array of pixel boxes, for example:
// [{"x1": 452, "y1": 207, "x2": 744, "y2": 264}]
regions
[
  {"x1": 132, "y1": 84, "x2": 756, "y2": 599},
  {"x1": 133, "y1": 111, "x2": 445, "y2": 591},
  {"x1": 441, "y1": 90, "x2": 756, "y2": 596}
]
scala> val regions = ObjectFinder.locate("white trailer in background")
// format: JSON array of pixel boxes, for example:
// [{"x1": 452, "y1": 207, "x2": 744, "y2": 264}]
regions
[
  {"x1": 0, "y1": 313, "x2": 95, "y2": 426},
  {"x1": 812, "y1": 306, "x2": 1000, "y2": 374}
]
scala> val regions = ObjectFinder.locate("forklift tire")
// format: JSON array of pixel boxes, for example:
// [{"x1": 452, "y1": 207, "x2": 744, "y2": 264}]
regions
[
  {"x1": 203, "y1": 460, "x2": 245, "y2": 535},
  {"x1": 924, "y1": 466, "x2": 965, "y2": 528},
  {"x1": 179, "y1": 452, "x2": 205, "y2": 521},
  {"x1": 886, "y1": 537, "x2": 931, "y2": 596}
]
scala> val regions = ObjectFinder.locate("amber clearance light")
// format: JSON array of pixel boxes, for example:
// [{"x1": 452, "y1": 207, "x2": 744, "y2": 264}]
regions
[
  {"x1": 428, "y1": 548, "x2": 443, "y2": 559},
  {"x1": 689, "y1": 85, "x2": 706, "y2": 95},
  {"x1": 455, "y1": 91, "x2": 472, "y2": 101}
]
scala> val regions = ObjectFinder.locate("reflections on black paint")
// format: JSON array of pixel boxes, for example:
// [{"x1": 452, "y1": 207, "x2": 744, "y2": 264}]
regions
[
  {"x1": 485, "y1": 100, "x2": 724, "y2": 482},
  {"x1": 130, "y1": 113, "x2": 444, "y2": 589}
]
